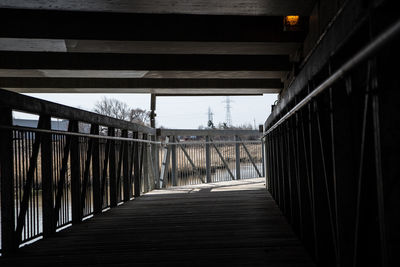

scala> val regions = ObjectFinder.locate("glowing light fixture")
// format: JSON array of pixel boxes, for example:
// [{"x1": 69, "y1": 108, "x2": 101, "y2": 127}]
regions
[
  {"x1": 285, "y1": 16, "x2": 300, "y2": 26},
  {"x1": 283, "y1": 15, "x2": 301, "y2": 31}
]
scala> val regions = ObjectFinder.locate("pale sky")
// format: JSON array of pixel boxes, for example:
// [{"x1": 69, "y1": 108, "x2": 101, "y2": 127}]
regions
[{"x1": 19, "y1": 93, "x2": 278, "y2": 129}]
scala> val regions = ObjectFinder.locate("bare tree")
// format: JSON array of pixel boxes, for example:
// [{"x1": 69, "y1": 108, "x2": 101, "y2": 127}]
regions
[
  {"x1": 129, "y1": 108, "x2": 150, "y2": 125},
  {"x1": 94, "y1": 97, "x2": 130, "y2": 120},
  {"x1": 93, "y1": 97, "x2": 150, "y2": 125}
]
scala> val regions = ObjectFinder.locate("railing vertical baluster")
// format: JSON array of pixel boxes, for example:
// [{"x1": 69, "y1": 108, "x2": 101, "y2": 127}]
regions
[
  {"x1": 0, "y1": 107, "x2": 16, "y2": 253},
  {"x1": 70, "y1": 120, "x2": 82, "y2": 224},
  {"x1": 92, "y1": 124, "x2": 101, "y2": 214},
  {"x1": 205, "y1": 136, "x2": 211, "y2": 183},
  {"x1": 41, "y1": 115, "x2": 55, "y2": 237},
  {"x1": 235, "y1": 135, "x2": 240, "y2": 180}
]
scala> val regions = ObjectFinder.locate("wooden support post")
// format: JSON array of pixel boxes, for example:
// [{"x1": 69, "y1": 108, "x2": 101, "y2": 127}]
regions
[
  {"x1": 152, "y1": 135, "x2": 160, "y2": 189},
  {"x1": 171, "y1": 136, "x2": 177, "y2": 186},
  {"x1": 41, "y1": 115, "x2": 55, "y2": 237},
  {"x1": 92, "y1": 124, "x2": 102, "y2": 214},
  {"x1": 261, "y1": 138, "x2": 266, "y2": 177},
  {"x1": 205, "y1": 136, "x2": 211, "y2": 183},
  {"x1": 81, "y1": 126, "x2": 95, "y2": 213},
  {"x1": 138, "y1": 134, "x2": 145, "y2": 193},
  {"x1": 109, "y1": 127, "x2": 117, "y2": 207},
  {"x1": 235, "y1": 135, "x2": 241, "y2": 180},
  {"x1": 100, "y1": 127, "x2": 112, "y2": 208},
  {"x1": 133, "y1": 132, "x2": 140, "y2": 197},
  {"x1": 142, "y1": 134, "x2": 149, "y2": 192},
  {"x1": 70, "y1": 120, "x2": 82, "y2": 224},
  {"x1": 147, "y1": 137, "x2": 156, "y2": 191},
  {"x1": 0, "y1": 107, "x2": 16, "y2": 253},
  {"x1": 122, "y1": 130, "x2": 130, "y2": 202},
  {"x1": 159, "y1": 137, "x2": 170, "y2": 188},
  {"x1": 150, "y1": 94, "x2": 156, "y2": 128}
]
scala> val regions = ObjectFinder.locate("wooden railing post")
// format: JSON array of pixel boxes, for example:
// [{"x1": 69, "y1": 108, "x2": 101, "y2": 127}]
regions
[
  {"x1": 142, "y1": 134, "x2": 149, "y2": 192},
  {"x1": 262, "y1": 139, "x2": 266, "y2": 177},
  {"x1": 133, "y1": 132, "x2": 140, "y2": 197},
  {"x1": 235, "y1": 135, "x2": 241, "y2": 180},
  {"x1": 122, "y1": 130, "x2": 130, "y2": 202},
  {"x1": 171, "y1": 136, "x2": 177, "y2": 186},
  {"x1": 154, "y1": 136, "x2": 161, "y2": 189},
  {"x1": 205, "y1": 136, "x2": 211, "y2": 183},
  {"x1": 109, "y1": 127, "x2": 117, "y2": 207},
  {"x1": 0, "y1": 107, "x2": 16, "y2": 253},
  {"x1": 41, "y1": 115, "x2": 55, "y2": 237},
  {"x1": 92, "y1": 124, "x2": 102, "y2": 214},
  {"x1": 70, "y1": 120, "x2": 82, "y2": 224}
]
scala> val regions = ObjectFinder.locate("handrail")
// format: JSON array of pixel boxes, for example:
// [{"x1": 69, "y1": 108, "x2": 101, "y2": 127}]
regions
[
  {"x1": 158, "y1": 128, "x2": 260, "y2": 137},
  {"x1": 265, "y1": 17, "x2": 400, "y2": 135}
]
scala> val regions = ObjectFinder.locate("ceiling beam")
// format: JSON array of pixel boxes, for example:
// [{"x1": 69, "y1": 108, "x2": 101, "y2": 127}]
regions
[
  {"x1": 0, "y1": 70, "x2": 287, "y2": 79},
  {"x1": 4, "y1": 88, "x2": 278, "y2": 95},
  {"x1": 0, "y1": 52, "x2": 291, "y2": 71},
  {"x1": 0, "y1": 0, "x2": 315, "y2": 16},
  {"x1": 0, "y1": 77, "x2": 283, "y2": 89},
  {"x1": 0, "y1": 38, "x2": 301, "y2": 55},
  {"x1": 0, "y1": 9, "x2": 307, "y2": 42}
]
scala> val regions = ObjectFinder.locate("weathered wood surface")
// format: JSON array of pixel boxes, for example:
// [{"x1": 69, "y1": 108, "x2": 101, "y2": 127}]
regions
[
  {"x1": 0, "y1": 0, "x2": 315, "y2": 16},
  {"x1": 0, "y1": 178, "x2": 315, "y2": 266}
]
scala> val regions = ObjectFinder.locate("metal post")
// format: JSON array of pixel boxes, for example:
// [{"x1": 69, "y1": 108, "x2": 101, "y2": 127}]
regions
[
  {"x1": 92, "y1": 124, "x2": 102, "y2": 214},
  {"x1": 0, "y1": 107, "x2": 16, "y2": 253},
  {"x1": 109, "y1": 128, "x2": 117, "y2": 207},
  {"x1": 151, "y1": 135, "x2": 160, "y2": 189},
  {"x1": 235, "y1": 135, "x2": 240, "y2": 180},
  {"x1": 133, "y1": 132, "x2": 140, "y2": 197},
  {"x1": 205, "y1": 136, "x2": 211, "y2": 183},
  {"x1": 70, "y1": 120, "x2": 82, "y2": 224},
  {"x1": 150, "y1": 94, "x2": 156, "y2": 128},
  {"x1": 41, "y1": 115, "x2": 55, "y2": 237},
  {"x1": 261, "y1": 138, "x2": 266, "y2": 177},
  {"x1": 122, "y1": 129, "x2": 130, "y2": 201},
  {"x1": 171, "y1": 136, "x2": 177, "y2": 186},
  {"x1": 142, "y1": 134, "x2": 149, "y2": 192}
]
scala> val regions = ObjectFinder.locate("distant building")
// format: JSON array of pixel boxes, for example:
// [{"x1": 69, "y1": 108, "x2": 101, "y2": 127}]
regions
[{"x1": 13, "y1": 118, "x2": 69, "y2": 131}]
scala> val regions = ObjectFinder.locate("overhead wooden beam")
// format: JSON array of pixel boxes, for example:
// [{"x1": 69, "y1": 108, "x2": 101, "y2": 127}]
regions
[
  {"x1": 0, "y1": 77, "x2": 283, "y2": 89},
  {"x1": 0, "y1": 9, "x2": 307, "y2": 43},
  {"x1": 0, "y1": 70, "x2": 288, "y2": 79},
  {"x1": 0, "y1": 0, "x2": 315, "y2": 16},
  {"x1": 0, "y1": 52, "x2": 291, "y2": 71},
  {"x1": 0, "y1": 38, "x2": 301, "y2": 55}
]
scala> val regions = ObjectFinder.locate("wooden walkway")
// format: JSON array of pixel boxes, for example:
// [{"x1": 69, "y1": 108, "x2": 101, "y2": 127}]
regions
[{"x1": 0, "y1": 178, "x2": 314, "y2": 266}]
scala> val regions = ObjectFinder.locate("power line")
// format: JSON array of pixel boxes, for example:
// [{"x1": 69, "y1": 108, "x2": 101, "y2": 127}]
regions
[{"x1": 222, "y1": 96, "x2": 233, "y2": 126}]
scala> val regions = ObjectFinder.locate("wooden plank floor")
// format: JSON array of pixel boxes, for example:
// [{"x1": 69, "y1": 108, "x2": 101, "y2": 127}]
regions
[{"x1": 0, "y1": 178, "x2": 314, "y2": 266}]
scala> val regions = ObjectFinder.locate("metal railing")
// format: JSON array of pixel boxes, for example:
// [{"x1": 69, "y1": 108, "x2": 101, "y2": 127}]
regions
[
  {"x1": 158, "y1": 136, "x2": 264, "y2": 187},
  {"x1": 0, "y1": 89, "x2": 160, "y2": 254},
  {"x1": 0, "y1": 90, "x2": 265, "y2": 254},
  {"x1": 263, "y1": 14, "x2": 400, "y2": 267}
]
